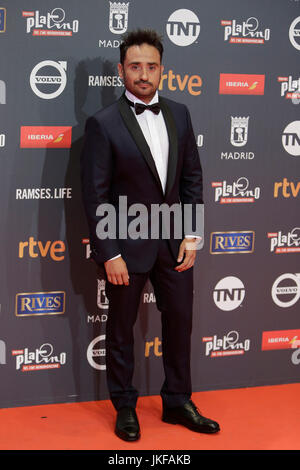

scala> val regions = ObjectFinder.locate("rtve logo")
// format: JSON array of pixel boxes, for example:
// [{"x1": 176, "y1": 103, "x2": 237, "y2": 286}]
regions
[
  {"x1": 274, "y1": 178, "x2": 300, "y2": 198},
  {"x1": 159, "y1": 70, "x2": 202, "y2": 95},
  {"x1": 18, "y1": 237, "x2": 65, "y2": 261},
  {"x1": 145, "y1": 337, "x2": 162, "y2": 357}
]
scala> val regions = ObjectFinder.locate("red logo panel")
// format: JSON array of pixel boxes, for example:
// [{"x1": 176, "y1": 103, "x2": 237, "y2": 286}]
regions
[
  {"x1": 219, "y1": 73, "x2": 265, "y2": 95},
  {"x1": 20, "y1": 126, "x2": 72, "y2": 148},
  {"x1": 262, "y1": 329, "x2": 300, "y2": 350}
]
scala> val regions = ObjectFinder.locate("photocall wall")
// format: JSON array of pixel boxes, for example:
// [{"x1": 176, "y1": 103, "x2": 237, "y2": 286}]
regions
[{"x1": 0, "y1": 0, "x2": 299, "y2": 408}]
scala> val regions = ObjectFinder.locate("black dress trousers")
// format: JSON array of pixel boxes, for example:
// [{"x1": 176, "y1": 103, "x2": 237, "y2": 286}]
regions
[{"x1": 104, "y1": 238, "x2": 194, "y2": 411}]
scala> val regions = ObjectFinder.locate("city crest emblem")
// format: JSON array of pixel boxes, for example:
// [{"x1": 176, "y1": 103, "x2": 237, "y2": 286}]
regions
[
  {"x1": 230, "y1": 116, "x2": 249, "y2": 147},
  {"x1": 109, "y1": 2, "x2": 129, "y2": 35},
  {"x1": 97, "y1": 279, "x2": 109, "y2": 309}
]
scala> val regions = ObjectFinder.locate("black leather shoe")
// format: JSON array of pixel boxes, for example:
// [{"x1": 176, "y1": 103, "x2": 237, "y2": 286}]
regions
[
  {"x1": 115, "y1": 407, "x2": 140, "y2": 441},
  {"x1": 162, "y1": 400, "x2": 220, "y2": 434}
]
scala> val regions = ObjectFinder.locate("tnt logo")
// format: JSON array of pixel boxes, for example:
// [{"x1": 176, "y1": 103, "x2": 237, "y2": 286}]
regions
[
  {"x1": 166, "y1": 9, "x2": 200, "y2": 46},
  {"x1": 282, "y1": 121, "x2": 300, "y2": 156},
  {"x1": 213, "y1": 276, "x2": 245, "y2": 311}
]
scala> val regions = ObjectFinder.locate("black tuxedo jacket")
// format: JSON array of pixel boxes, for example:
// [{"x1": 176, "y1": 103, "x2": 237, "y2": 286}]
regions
[{"x1": 80, "y1": 93, "x2": 203, "y2": 272}]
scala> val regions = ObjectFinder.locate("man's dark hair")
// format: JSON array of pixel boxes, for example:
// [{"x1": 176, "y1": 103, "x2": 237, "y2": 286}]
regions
[{"x1": 120, "y1": 29, "x2": 163, "y2": 64}]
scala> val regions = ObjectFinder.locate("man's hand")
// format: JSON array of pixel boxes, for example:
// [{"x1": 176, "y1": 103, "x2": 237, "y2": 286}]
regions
[
  {"x1": 104, "y1": 257, "x2": 130, "y2": 285},
  {"x1": 174, "y1": 237, "x2": 201, "y2": 272}
]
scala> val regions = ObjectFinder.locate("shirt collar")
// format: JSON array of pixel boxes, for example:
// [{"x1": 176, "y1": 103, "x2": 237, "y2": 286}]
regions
[{"x1": 125, "y1": 89, "x2": 159, "y2": 106}]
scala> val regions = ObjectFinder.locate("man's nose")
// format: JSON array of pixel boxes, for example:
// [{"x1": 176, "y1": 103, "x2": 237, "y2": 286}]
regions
[{"x1": 140, "y1": 67, "x2": 149, "y2": 81}]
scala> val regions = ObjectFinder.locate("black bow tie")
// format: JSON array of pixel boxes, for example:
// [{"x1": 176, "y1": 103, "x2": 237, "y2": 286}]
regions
[
  {"x1": 125, "y1": 96, "x2": 161, "y2": 115},
  {"x1": 134, "y1": 102, "x2": 161, "y2": 115}
]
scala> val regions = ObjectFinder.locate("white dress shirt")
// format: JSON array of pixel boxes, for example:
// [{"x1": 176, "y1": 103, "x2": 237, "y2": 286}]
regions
[
  {"x1": 125, "y1": 89, "x2": 169, "y2": 193},
  {"x1": 107, "y1": 90, "x2": 199, "y2": 262}
]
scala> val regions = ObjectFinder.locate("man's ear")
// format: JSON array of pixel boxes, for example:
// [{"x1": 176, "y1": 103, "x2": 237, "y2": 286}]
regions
[{"x1": 118, "y1": 63, "x2": 124, "y2": 80}]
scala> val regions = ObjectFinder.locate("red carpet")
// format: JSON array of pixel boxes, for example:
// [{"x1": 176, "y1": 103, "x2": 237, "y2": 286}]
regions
[{"x1": 0, "y1": 383, "x2": 299, "y2": 450}]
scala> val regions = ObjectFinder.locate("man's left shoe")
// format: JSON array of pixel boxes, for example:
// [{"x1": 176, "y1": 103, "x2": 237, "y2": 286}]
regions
[
  {"x1": 162, "y1": 400, "x2": 220, "y2": 434},
  {"x1": 115, "y1": 407, "x2": 140, "y2": 441}
]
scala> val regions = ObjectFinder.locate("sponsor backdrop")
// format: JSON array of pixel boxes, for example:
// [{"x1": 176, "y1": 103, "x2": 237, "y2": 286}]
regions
[{"x1": 0, "y1": 0, "x2": 299, "y2": 408}]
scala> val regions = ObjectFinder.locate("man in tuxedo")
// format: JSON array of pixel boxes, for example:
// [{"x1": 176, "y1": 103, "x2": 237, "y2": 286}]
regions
[{"x1": 81, "y1": 29, "x2": 220, "y2": 441}]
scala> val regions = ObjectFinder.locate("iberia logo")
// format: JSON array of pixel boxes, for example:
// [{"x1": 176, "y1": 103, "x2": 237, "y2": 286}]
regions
[
  {"x1": 20, "y1": 126, "x2": 72, "y2": 148},
  {"x1": 261, "y1": 329, "x2": 300, "y2": 351},
  {"x1": 219, "y1": 73, "x2": 265, "y2": 95}
]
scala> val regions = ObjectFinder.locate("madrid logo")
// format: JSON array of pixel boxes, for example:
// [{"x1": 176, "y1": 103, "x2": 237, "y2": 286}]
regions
[
  {"x1": 97, "y1": 279, "x2": 109, "y2": 309},
  {"x1": 166, "y1": 9, "x2": 200, "y2": 46},
  {"x1": 109, "y1": 2, "x2": 129, "y2": 35},
  {"x1": 282, "y1": 121, "x2": 300, "y2": 156},
  {"x1": 30, "y1": 60, "x2": 67, "y2": 99},
  {"x1": 272, "y1": 273, "x2": 300, "y2": 308},
  {"x1": 231, "y1": 116, "x2": 249, "y2": 147}
]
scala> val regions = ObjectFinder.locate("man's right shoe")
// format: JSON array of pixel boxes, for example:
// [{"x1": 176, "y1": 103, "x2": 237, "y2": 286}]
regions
[
  {"x1": 162, "y1": 400, "x2": 220, "y2": 434},
  {"x1": 115, "y1": 407, "x2": 140, "y2": 441}
]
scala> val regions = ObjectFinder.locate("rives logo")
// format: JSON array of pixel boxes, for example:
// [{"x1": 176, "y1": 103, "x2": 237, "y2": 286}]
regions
[
  {"x1": 15, "y1": 292, "x2": 65, "y2": 317},
  {"x1": 0, "y1": 7, "x2": 6, "y2": 32},
  {"x1": 210, "y1": 231, "x2": 255, "y2": 254}
]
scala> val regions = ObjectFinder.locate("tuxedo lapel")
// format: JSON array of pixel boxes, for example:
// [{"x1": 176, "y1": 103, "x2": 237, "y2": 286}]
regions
[
  {"x1": 159, "y1": 97, "x2": 178, "y2": 198},
  {"x1": 118, "y1": 93, "x2": 178, "y2": 199},
  {"x1": 118, "y1": 94, "x2": 164, "y2": 194}
]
